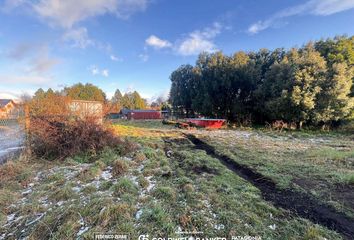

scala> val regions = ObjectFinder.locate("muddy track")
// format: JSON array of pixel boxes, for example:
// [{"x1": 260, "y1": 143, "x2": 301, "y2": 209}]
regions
[{"x1": 184, "y1": 134, "x2": 354, "y2": 240}]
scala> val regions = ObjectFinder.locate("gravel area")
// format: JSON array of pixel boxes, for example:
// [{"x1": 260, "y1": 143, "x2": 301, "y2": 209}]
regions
[{"x1": 0, "y1": 123, "x2": 24, "y2": 164}]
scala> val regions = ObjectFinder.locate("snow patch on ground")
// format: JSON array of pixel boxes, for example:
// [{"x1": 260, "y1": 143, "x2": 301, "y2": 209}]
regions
[
  {"x1": 6, "y1": 213, "x2": 16, "y2": 222},
  {"x1": 135, "y1": 209, "x2": 143, "y2": 220},
  {"x1": 77, "y1": 214, "x2": 90, "y2": 237},
  {"x1": 100, "y1": 166, "x2": 113, "y2": 180},
  {"x1": 25, "y1": 213, "x2": 45, "y2": 226},
  {"x1": 145, "y1": 176, "x2": 156, "y2": 192},
  {"x1": 21, "y1": 188, "x2": 32, "y2": 195},
  {"x1": 72, "y1": 186, "x2": 82, "y2": 193},
  {"x1": 1, "y1": 149, "x2": 158, "y2": 238}
]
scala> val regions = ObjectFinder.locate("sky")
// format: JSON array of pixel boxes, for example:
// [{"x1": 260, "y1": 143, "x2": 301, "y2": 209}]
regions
[{"x1": 0, "y1": 0, "x2": 354, "y2": 101}]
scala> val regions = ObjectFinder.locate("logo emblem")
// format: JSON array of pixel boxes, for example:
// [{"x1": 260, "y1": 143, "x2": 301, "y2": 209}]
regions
[{"x1": 138, "y1": 235, "x2": 149, "y2": 240}]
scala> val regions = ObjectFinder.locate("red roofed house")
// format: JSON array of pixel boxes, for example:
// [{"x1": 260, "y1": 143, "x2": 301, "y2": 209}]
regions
[{"x1": 0, "y1": 99, "x2": 19, "y2": 119}]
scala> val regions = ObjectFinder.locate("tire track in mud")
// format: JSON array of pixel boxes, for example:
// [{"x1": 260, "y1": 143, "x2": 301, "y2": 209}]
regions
[{"x1": 184, "y1": 134, "x2": 354, "y2": 240}]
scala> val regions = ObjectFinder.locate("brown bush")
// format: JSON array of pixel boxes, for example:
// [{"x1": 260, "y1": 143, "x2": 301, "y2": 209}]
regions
[
  {"x1": 29, "y1": 94, "x2": 70, "y2": 117},
  {"x1": 28, "y1": 116, "x2": 132, "y2": 160}
]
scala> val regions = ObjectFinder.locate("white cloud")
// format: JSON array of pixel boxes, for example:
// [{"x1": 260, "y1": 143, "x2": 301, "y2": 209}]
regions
[
  {"x1": 115, "y1": 0, "x2": 148, "y2": 19},
  {"x1": 89, "y1": 65, "x2": 100, "y2": 75},
  {"x1": 110, "y1": 54, "x2": 122, "y2": 61},
  {"x1": 311, "y1": 0, "x2": 354, "y2": 15},
  {"x1": 102, "y1": 69, "x2": 109, "y2": 77},
  {"x1": 176, "y1": 22, "x2": 222, "y2": 56},
  {"x1": 62, "y1": 27, "x2": 94, "y2": 49},
  {"x1": 0, "y1": 90, "x2": 36, "y2": 101},
  {"x1": 32, "y1": 0, "x2": 148, "y2": 29},
  {"x1": 1, "y1": 44, "x2": 58, "y2": 97},
  {"x1": 62, "y1": 28, "x2": 115, "y2": 54},
  {"x1": 125, "y1": 84, "x2": 135, "y2": 93},
  {"x1": 145, "y1": 35, "x2": 172, "y2": 49},
  {"x1": 177, "y1": 33, "x2": 216, "y2": 56},
  {"x1": 248, "y1": 21, "x2": 273, "y2": 35},
  {"x1": 0, "y1": 91, "x2": 19, "y2": 100},
  {"x1": 143, "y1": 22, "x2": 223, "y2": 56},
  {"x1": 3, "y1": 1, "x2": 146, "y2": 57},
  {"x1": 149, "y1": 89, "x2": 169, "y2": 104},
  {"x1": 88, "y1": 65, "x2": 109, "y2": 77},
  {"x1": 139, "y1": 53, "x2": 149, "y2": 62},
  {"x1": 248, "y1": 0, "x2": 354, "y2": 34}
]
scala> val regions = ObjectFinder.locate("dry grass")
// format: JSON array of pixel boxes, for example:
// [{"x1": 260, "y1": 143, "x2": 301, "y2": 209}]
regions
[
  {"x1": 98, "y1": 203, "x2": 134, "y2": 228},
  {"x1": 112, "y1": 159, "x2": 129, "y2": 177},
  {"x1": 0, "y1": 121, "x2": 348, "y2": 239},
  {"x1": 133, "y1": 152, "x2": 146, "y2": 162},
  {"x1": 112, "y1": 124, "x2": 179, "y2": 138},
  {"x1": 77, "y1": 165, "x2": 102, "y2": 182},
  {"x1": 0, "y1": 160, "x2": 34, "y2": 188}
]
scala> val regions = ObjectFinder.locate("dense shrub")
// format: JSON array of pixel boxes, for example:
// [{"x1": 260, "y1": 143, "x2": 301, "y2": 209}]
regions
[
  {"x1": 27, "y1": 89, "x2": 136, "y2": 160},
  {"x1": 170, "y1": 36, "x2": 354, "y2": 128},
  {"x1": 29, "y1": 116, "x2": 133, "y2": 160}
]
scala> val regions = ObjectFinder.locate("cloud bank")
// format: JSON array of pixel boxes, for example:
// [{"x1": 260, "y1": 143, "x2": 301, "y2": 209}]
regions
[
  {"x1": 145, "y1": 35, "x2": 172, "y2": 49},
  {"x1": 33, "y1": 0, "x2": 148, "y2": 29},
  {"x1": 144, "y1": 22, "x2": 223, "y2": 56},
  {"x1": 248, "y1": 0, "x2": 354, "y2": 34}
]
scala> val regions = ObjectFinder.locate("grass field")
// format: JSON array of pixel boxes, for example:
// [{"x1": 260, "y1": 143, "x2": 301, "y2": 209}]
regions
[
  {"x1": 0, "y1": 120, "x2": 353, "y2": 239},
  {"x1": 193, "y1": 129, "x2": 354, "y2": 218}
]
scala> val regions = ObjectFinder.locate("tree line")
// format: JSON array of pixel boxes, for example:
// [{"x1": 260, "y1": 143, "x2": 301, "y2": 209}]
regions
[
  {"x1": 169, "y1": 36, "x2": 354, "y2": 128},
  {"x1": 31, "y1": 83, "x2": 170, "y2": 114}
]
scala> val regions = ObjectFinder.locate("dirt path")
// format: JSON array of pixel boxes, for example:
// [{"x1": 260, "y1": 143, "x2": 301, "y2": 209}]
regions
[{"x1": 185, "y1": 134, "x2": 354, "y2": 240}]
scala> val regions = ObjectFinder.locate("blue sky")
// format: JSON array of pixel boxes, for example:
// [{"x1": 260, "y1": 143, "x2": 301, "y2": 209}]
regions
[{"x1": 0, "y1": 0, "x2": 354, "y2": 101}]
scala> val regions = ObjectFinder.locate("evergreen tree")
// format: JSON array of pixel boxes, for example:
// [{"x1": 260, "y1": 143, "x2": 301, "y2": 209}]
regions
[
  {"x1": 121, "y1": 91, "x2": 146, "y2": 109},
  {"x1": 315, "y1": 62, "x2": 354, "y2": 123},
  {"x1": 33, "y1": 88, "x2": 46, "y2": 99},
  {"x1": 169, "y1": 64, "x2": 196, "y2": 117},
  {"x1": 169, "y1": 36, "x2": 354, "y2": 127},
  {"x1": 64, "y1": 83, "x2": 106, "y2": 102},
  {"x1": 111, "y1": 89, "x2": 123, "y2": 111}
]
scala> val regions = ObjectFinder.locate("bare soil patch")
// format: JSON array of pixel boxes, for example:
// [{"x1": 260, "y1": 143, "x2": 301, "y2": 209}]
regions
[
  {"x1": 185, "y1": 133, "x2": 354, "y2": 240},
  {"x1": 295, "y1": 177, "x2": 354, "y2": 214}
]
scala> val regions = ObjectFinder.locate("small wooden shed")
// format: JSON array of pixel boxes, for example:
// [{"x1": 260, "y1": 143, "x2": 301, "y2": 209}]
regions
[{"x1": 69, "y1": 100, "x2": 103, "y2": 122}]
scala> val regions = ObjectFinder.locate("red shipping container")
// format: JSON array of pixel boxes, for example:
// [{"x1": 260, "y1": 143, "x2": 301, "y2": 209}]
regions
[
  {"x1": 186, "y1": 118, "x2": 226, "y2": 129},
  {"x1": 127, "y1": 110, "x2": 161, "y2": 120}
]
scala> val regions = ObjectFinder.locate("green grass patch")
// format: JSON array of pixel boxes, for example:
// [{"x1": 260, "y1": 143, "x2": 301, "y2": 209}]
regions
[{"x1": 111, "y1": 178, "x2": 139, "y2": 196}]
